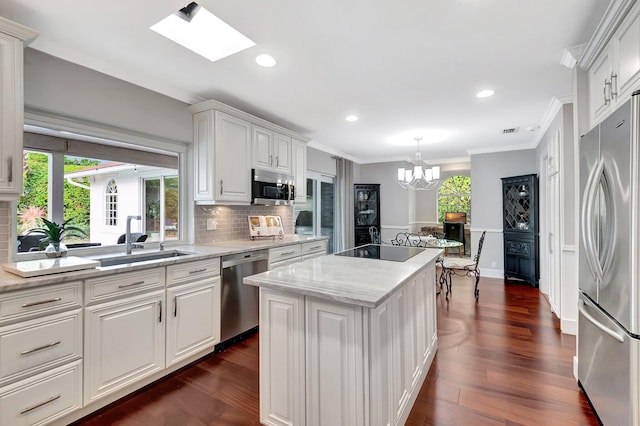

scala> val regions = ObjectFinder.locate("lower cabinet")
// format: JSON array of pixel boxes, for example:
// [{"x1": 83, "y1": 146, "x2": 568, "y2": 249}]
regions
[
  {"x1": 166, "y1": 277, "x2": 220, "y2": 367},
  {"x1": 260, "y1": 262, "x2": 437, "y2": 426},
  {"x1": 84, "y1": 291, "x2": 165, "y2": 404}
]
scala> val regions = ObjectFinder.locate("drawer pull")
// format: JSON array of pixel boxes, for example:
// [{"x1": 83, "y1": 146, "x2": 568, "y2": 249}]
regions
[
  {"x1": 309, "y1": 245, "x2": 322, "y2": 250},
  {"x1": 20, "y1": 341, "x2": 61, "y2": 356},
  {"x1": 280, "y1": 251, "x2": 296, "y2": 257},
  {"x1": 20, "y1": 395, "x2": 61, "y2": 415},
  {"x1": 118, "y1": 281, "x2": 145, "y2": 289},
  {"x1": 189, "y1": 268, "x2": 207, "y2": 274},
  {"x1": 158, "y1": 300, "x2": 163, "y2": 323},
  {"x1": 22, "y1": 298, "x2": 62, "y2": 308}
]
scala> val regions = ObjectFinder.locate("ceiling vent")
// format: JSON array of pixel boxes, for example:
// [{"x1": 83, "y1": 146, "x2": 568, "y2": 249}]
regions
[{"x1": 502, "y1": 127, "x2": 519, "y2": 135}]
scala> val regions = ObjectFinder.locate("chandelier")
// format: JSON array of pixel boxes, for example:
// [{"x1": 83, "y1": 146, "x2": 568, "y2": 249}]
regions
[{"x1": 397, "y1": 137, "x2": 440, "y2": 190}]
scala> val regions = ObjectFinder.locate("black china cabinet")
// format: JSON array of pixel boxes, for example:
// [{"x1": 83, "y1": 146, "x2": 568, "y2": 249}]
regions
[
  {"x1": 501, "y1": 174, "x2": 539, "y2": 287},
  {"x1": 354, "y1": 184, "x2": 380, "y2": 245}
]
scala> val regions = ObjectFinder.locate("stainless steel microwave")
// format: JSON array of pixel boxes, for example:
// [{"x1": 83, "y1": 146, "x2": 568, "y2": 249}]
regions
[{"x1": 251, "y1": 169, "x2": 295, "y2": 205}]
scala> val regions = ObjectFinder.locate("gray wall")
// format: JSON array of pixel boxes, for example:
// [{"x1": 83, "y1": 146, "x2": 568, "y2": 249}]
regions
[
  {"x1": 24, "y1": 48, "x2": 192, "y2": 144},
  {"x1": 307, "y1": 147, "x2": 336, "y2": 176},
  {"x1": 470, "y1": 149, "x2": 537, "y2": 275}
]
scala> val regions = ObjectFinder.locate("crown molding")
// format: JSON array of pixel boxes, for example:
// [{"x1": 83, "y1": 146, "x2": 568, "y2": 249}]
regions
[
  {"x1": 306, "y1": 140, "x2": 361, "y2": 163},
  {"x1": 0, "y1": 16, "x2": 38, "y2": 43},
  {"x1": 579, "y1": 0, "x2": 636, "y2": 70},
  {"x1": 466, "y1": 142, "x2": 536, "y2": 156},
  {"x1": 532, "y1": 96, "x2": 569, "y2": 148},
  {"x1": 560, "y1": 44, "x2": 586, "y2": 69}
]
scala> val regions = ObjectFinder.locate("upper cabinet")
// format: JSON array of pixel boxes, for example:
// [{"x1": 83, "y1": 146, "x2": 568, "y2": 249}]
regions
[
  {"x1": 189, "y1": 99, "x2": 309, "y2": 205},
  {"x1": 588, "y1": 2, "x2": 640, "y2": 127},
  {"x1": 252, "y1": 125, "x2": 292, "y2": 174},
  {"x1": 0, "y1": 17, "x2": 37, "y2": 201}
]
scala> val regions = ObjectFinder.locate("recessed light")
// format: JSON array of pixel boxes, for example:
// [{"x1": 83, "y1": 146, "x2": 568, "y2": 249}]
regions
[
  {"x1": 476, "y1": 89, "x2": 495, "y2": 98},
  {"x1": 150, "y1": 2, "x2": 255, "y2": 63},
  {"x1": 256, "y1": 54, "x2": 276, "y2": 67},
  {"x1": 345, "y1": 115, "x2": 358, "y2": 122}
]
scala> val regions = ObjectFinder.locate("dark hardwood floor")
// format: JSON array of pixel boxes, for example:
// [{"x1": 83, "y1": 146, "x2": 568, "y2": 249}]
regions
[{"x1": 74, "y1": 275, "x2": 599, "y2": 425}]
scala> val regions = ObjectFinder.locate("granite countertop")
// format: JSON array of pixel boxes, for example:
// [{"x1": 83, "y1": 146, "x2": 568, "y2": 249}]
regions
[
  {"x1": 0, "y1": 235, "x2": 329, "y2": 293},
  {"x1": 244, "y1": 247, "x2": 442, "y2": 308}
]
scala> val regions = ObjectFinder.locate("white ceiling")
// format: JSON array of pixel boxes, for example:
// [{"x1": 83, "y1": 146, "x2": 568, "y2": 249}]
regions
[{"x1": 0, "y1": 0, "x2": 610, "y2": 163}]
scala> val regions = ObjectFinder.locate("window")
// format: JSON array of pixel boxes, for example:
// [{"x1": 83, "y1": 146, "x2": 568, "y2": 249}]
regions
[
  {"x1": 17, "y1": 131, "x2": 182, "y2": 255},
  {"x1": 437, "y1": 175, "x2": 471, "y2": 223},
  {"x1": 294, "y1": 172, "x2": 335, "y2": 253},
  {"x1": 105, "y1": 179, "x2": 118, "y2": 226}
]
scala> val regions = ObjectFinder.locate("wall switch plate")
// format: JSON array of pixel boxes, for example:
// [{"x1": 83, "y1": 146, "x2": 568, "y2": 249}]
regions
[
  {"x1": 491, "y1": 261, "x2": 497, "y2": 269},
  {"x1": 206, "y1": 218, "x2": 217, "y2": 230}
]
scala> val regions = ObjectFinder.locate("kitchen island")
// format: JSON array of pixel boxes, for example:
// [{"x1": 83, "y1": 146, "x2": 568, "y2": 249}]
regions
[{"x1": 244, "y1": 245, "x2": 442, "y2": 426}]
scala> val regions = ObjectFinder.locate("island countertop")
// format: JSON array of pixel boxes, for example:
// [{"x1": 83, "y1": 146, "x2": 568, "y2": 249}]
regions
[{"x1": 244, "y1": 246, "x2": 442, "y2": 308}]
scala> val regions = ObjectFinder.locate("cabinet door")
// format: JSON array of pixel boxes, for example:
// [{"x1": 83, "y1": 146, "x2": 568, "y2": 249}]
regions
[
  {"x1": 193, "y1": 110, "x2": 216, "y2": 201},
  {"x1": 214, "y1": 111, "x2": 252, "y2": 203},
  {"x1": 613, "y1": 5, "x2": 640, "y2": 100},
  {"x1": 260, "y1": 289, "x2": 305, "y2": 426},
  {"x1": 252, "y1": 125, "x2": 274, "y2": 171},
  {"x1": 306, "y1": 298, "x2": 364, "y2": 426},
  {"x1": 84, "y1": 291, "x2": 165, "y2": 404},
  {"x1": 166, "y1": 278, "x2": 220, "y2": 367},
  {"x1": 391, "y1": 287, "x2": 410, "y2": 421},
  {"x1": 370, "y1": 299, "x2": 393, "y2": 426},
  {"x1": 292, "y1": 140, "x2": 307, "y2": 204},
  {"x1": 274, "y1": 133, "x2": 292, "y2": 174},
  {"x1": 589, "y1": 47, "x2": 614, "y2": 126},
  {"x1": 0, "y1": 32, "x2": 24, "y2": 199}
]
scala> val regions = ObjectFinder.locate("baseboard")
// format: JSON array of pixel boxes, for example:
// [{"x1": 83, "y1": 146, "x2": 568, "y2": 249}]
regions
[
  {"x1": 561, "y1": 318, "x2": 577, "y2": 336},
  {"x1": 573, "y1": 356, "x2": 578, "y2": 381},
  {"x1": 481, "y1": 268, "x2": 503, "y2": 279}
]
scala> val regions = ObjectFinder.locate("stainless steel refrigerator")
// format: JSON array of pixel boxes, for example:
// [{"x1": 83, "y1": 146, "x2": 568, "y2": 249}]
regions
[{"x1": 578, "y1": 92, "x2": 640, "y2": 425}]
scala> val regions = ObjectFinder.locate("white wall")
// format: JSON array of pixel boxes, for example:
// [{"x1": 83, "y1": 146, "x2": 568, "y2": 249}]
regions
[
  {"x1": 470, "y1": 150, "x2": 537, "y2": 278},
  {"x1": 307, "y1": 147, "x2": 336, "y2": 176}
]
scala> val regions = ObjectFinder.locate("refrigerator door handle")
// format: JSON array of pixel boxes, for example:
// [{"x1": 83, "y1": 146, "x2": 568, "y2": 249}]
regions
[
  {"x1": 579, "y1": 300, "x2": 625, "y2": 343},
  {"x1": 581, "y1": 162, "x2": 602, "y2": 283}
]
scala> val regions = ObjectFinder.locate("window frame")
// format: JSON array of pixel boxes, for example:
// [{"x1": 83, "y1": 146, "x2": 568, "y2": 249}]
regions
[
  {"x1": 12, "y1": 116, "x2": 190, "y2": 261},
  {"x1": 105, "y1": 179, "x2": 118, "y2": 227},
  {"x1": 437, "y1": 174, "x2": 471, "y2": 224}
]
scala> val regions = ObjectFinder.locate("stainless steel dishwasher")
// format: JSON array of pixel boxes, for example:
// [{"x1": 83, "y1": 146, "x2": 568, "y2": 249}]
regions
[{"x1": 220, "y1": 249, "x2": 269, "y2": 343}]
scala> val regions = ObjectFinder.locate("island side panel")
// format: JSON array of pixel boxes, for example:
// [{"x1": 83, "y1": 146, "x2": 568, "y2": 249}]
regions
[{"x1": 259, "y1": 289, "x2": 305, "y2": 426}]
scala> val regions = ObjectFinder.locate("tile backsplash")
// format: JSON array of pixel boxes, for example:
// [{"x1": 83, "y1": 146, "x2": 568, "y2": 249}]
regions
[
  {"x1": 0, "y1": 201, "x2": 9, "y2": 263},
  {"x1": 194, "y1": 205, "x2": 294, "y2": 244}
]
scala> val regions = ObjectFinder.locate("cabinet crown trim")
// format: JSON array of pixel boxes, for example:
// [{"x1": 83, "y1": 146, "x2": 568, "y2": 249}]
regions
[
  {"x1": 579, "y1": 0, "x2": 637, "y2": 69},
  {"x1": 0, "y1": 16, "x2": 38, "y2": 43}
]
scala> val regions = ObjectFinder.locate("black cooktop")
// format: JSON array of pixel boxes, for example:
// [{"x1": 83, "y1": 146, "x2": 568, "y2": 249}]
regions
[{"x1": 335, "y1": 244, "x2": 423, "y2": 262}]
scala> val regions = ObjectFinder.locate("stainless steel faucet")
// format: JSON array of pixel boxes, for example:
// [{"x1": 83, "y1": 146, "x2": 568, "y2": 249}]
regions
[{"x1": 125, "y1": 215, "x2": 142, "y2": 255}]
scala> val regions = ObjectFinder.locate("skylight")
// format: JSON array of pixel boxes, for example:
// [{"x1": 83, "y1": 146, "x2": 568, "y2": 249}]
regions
[{"x1": 150, "y1": 2, "x2": 255, "y2": 63}]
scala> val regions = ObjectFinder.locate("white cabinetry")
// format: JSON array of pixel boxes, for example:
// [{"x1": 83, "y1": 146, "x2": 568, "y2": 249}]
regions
[
  {"x1": 292, "y1": 139, "x2": 307, "y2": 204},
  {"x1": 193, "y1": 110, "x2": 252, "y2": 204},
  {"x1": 268, "y1": 244, "x2": 303, "y2": 269},
  {"x1": 166, "y1": 259, "x2": 221, "y2": 367},
  {"x1": 0, "y1": 18, "x2": 37, "y2": 201},
  {"x1": 589, "y1": 2, "x2": 640, "y2": 126},
  {"x1": 0, "y1": 281, "x2": 82, "y2": 425},
  {"x1": 259, "y1": 289, "x2": 305, "y2": 426},
  {"x1": 84, "y1": 269, "x2": 166, "y2": 404},
  {"x1": 253, "y1": 125, "x2": 292, "y2": 174}
]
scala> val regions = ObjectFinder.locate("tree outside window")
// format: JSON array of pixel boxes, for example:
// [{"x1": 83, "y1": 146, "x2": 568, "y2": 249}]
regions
[{"x1": 437, "y1": 175, "x2": 471, "y2": 223}]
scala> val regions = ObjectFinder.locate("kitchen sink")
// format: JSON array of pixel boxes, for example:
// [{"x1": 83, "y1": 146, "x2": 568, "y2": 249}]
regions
[{"x1": 96, "y1": 250, "x2": 197, "y2": 267}]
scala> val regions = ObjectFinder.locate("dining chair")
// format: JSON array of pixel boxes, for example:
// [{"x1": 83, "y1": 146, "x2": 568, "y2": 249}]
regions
[{"x1": 441, "y1": 231, "x2": 486, "y2": 301}]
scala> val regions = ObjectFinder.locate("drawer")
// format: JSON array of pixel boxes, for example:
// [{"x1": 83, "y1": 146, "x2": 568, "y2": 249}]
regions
[
  {"x1": 166, "y1": 258, "x2": 220, "y2": 286},
  {"x1": 0, "y1": 310, "x2": 82, "y2": 387},
  {"x1": 0, "y1": 360, "x2": 82, "y2": 426},
  {"x1": 269, "y1": 245, "x2": 302, "y2": 263},
  {"x1": 85, "y1": 268, "x2": 164, "y2": 305},
  {"x1": 0, "y1": 282, "x2": 82, "y2": 326},
  {"x1": 301, "y1": 240, "x2": 327, "y2": 255}
]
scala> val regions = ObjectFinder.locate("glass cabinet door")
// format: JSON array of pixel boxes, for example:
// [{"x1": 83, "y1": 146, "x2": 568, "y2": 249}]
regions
[
  {"x1": 355, "y1": 187, "x2": 379, "y2": 226},
  {"x1": 503, "y1": 181, "x2": 531, "y2": 231}
]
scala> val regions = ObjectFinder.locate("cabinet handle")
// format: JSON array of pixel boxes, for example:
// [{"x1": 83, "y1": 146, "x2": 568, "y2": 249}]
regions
[
  {"x1": 189, "y1": 268, "x2": 207, "y2": 274},
  {"x1": 118, "y1": 281, "x2": 145, "y2": 289},
  {"x1": 174, "y1": 297, "x2": 177, "y2": 317},
  {"x1": 276, "y1": 156, "x2": 279, "y2": 167},
  {"x1": 19, "y1": 395, "x2": 61, "y2": 415},
  {"x1": 604, "y1": 78, "x2": 611, "y2": 106},
  {"x1": 610, "y1": 72, "x2": 618, "y2": 99},
  {"x1": 220, "y1": 179, "x2": 223, "y2": 195},
  {"x1": 280, "y1": 251, "x2": 296, "y2": 256},
  {"x1": 21, "y1": 341, "x2": 61, "y2": 356},
  {"x1": 269, "y1": 155, "x2": 273, "y2": 165},
  {"x1": 309, "y1": 245, "x2": 322, "y2": 250},
  {"x1": 158, "y1": 300, "x2": 162, "y2": 323},
  {"x1": 7, "y1": 156, "x2": 12, "y2": 183},
  {"x1": 22, "y1": 298, "x2": 62, "y2": 308}
]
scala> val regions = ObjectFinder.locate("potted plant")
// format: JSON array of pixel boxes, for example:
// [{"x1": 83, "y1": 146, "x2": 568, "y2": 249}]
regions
[{"x1": 27, "y1": 218, "x2": 87, "y2": 258}]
